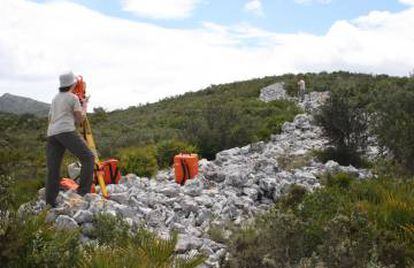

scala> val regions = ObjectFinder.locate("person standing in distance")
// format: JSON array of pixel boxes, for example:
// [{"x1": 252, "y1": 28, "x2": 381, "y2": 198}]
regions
[
  {"x1": 297, "y1": 78, "x2": 306, "y2": 102},
  {"x1": 46, "y1": 71, "x2": 94, "y2": 207}
]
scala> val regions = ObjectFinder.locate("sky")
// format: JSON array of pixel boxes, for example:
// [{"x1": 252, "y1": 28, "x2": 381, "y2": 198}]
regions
[{"x1": 1, "y1": 0, "x2": 414, "y2": 110}]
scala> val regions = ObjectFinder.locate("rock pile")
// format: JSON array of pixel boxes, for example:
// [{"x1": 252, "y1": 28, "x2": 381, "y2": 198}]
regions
[
  {"x1": 299, "y1": 91, "x2": 330, "y2": 112},
  {"x1": 258, "y1": 81, "x2": 330, "y2": 113},
  {"x1": 22, "y1": 84, "x2": 372, "y2": 267},
  {"x1": 259, "y1": 82, "x2": 290, "y2": 102}
]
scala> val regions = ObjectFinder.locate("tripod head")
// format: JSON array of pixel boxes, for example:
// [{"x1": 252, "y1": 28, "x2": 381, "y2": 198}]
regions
[{"x1": 73, "y1": 76, "x2": 87, "y2": 104}]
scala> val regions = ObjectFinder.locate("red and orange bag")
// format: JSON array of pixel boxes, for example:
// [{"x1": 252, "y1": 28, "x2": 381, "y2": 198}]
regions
[
  {"x1": 99, "y1": 159, "x2": 122, "y2": 185},
  {"x1": 59, "y1": 159, "x2": 121, "y2": 193},
  {"x1": 174, "y1": 153, "x2": 199, "y2": 185}
]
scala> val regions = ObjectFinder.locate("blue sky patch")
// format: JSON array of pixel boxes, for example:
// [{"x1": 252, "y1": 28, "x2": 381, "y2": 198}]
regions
[{"x1": 32, "y1": 0, "x2": 406, "y2": 34}]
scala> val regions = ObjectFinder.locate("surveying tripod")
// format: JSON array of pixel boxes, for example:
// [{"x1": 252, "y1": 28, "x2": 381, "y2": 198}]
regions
[{"x1": 73, "y1": 76, "x2": 109, "y2": 198}]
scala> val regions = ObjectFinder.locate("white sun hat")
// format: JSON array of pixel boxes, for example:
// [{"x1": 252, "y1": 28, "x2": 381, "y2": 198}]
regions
[{"x1": 59, "y1": 71, "x2": 77, "y2": 89}]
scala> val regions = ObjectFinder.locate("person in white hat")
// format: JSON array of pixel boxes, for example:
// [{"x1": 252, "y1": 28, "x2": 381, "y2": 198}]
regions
[{"x1": 46, "y1": 71, "x2": 94, "y2": 207}]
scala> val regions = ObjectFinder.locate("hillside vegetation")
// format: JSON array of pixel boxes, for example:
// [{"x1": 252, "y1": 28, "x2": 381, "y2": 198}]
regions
[
  {"x1": 1, "y1": 71, "x2": 414, "y2": 267},
  {"x1": 223, "y1": 72, "x2": 414, "y2": 267},
  {"x1": 1, "y1": 71, "x2": 413, "y2": 207},
  {"x1": 1, "y1": 74, "x2": 300, "y2": 206},
  {"x1": 224, "y1": 174, "x2": 414, "y2": 267}
]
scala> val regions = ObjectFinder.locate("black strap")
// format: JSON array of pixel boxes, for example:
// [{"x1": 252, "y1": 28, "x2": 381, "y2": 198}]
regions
[
  {"x1": 107, "y1": 163, "x2": 119, "y2": 184},
  {"x1": 180, "y1": 159, "x2": 190, "y2": 186},
  {"x1": 113, "y1": 166, "x2": 119, "y2": 184},
  {"x1": 93, "y1": 163, "x2": 100, "y2": 184}
]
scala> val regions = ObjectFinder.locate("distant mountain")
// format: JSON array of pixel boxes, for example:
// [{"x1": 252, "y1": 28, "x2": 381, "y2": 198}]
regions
[{"x1": 0, "y1": 93, "x2": 50, "y2": 117}]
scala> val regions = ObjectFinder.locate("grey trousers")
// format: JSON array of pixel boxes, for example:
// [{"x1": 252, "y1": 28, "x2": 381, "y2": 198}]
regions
[
  {"x1": 46, "y1": 131, "x2": 95, "y2": 206},
  {"x1": 298, "y1": 89, "x2": 305, "y2": 101}
]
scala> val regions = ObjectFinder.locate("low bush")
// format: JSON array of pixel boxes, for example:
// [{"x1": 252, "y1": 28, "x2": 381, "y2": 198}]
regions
[
  {"x1": 156, "y1": 139, "x2": 198, "y2": 169},
  {"x1": 119, "y1": 140, "x2": 199, "y2": 177},
  {"x1": 373, "y1": 86, "x2": 414, "y2": 173},
  {"x1": 0, "y1": 212, "x2": 82, "y2": 267},
  {"x1": 91, "y1": 213, "x2": 131, "y2": 248},
  {"x1": 225, "y1": 174, "x2": 414, "y2": 267},
  {"x1": 207, "y1": 225, "x2": 229, "y2": 245},
  {"x1": 322, "y1": 172, "x2": 355, "y2": 189},
  {"x1": 278, "y1": 184, "x2": 308, "y2": 210},
  {"x1": 83, "y1": 214, "x2": 206, "y2": 268},
  {"x1": 0, "y1": 175, "x2": 15, "y2": 212},
  {"x1": 315, "y1": 87, "x2": 369, "y2": 167},
  {"x1": 0, "y1": 211, "x2": 205, "y2": 267},
  {"x1": 11, "y1": 178, "x2": 44, "y2": 209},
  {"x1": 118, "y1": 145, "x2": 158, "y2": 177}
]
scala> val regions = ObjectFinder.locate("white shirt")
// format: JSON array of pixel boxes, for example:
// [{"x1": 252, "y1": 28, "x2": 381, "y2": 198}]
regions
[
  {"x1": 298, "y1": 79, "x2": 306, "y2": 91},
  {"x1": 47, "y1": 92, "x2": 82, "y2": 136}
]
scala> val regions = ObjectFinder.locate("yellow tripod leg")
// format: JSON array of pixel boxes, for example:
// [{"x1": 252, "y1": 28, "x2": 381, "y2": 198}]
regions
[
  {"x1": 81, "y1": 117, "x2": 109, "y2": 199},
  {"x1": 96, "y1": 170, "x2": 109, "y2": 199},
  {"x1": 82, "y1": 117, "x2": 98, "y2": 159}
]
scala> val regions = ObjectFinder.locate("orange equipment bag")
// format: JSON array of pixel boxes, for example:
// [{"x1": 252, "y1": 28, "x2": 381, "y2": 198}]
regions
[
  {"x1": 60, "y1": 178, "x2": 79, "y2": 191},
  {"x1": 60, "y1": 178, "x2": 96, "y2": 193},
  {"x1": 174, "y1": 153, "x2": 199, "y2": 185},
  {"x1": 99, "y1": 159, "x2": 122, "y2": 185}
]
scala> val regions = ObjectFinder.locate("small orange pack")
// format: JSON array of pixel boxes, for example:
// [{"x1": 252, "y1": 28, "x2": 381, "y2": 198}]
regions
[
  {"x1": 59, "y1": 178, "x2": 95, "y2": 193},
  {"x1": 60, "y1": 178, "x2": 79, "y2": 191},
  {"x1": 174, "y1": 153, "x2": 198, "y2": 185}
]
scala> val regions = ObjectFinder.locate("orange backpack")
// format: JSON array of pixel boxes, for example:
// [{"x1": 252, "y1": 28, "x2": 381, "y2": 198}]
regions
[
  {"x1": 99, "y1": 159, "x2": 122, "y2": 185},
  {"x1": 174, "y1": 153, "x2": 199, "y2": 185}
]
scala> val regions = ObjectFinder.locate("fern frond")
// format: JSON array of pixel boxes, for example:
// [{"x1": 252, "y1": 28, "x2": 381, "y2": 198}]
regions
[{"x1": 175, "y1": 251, "x2": 206, "y2": 268}]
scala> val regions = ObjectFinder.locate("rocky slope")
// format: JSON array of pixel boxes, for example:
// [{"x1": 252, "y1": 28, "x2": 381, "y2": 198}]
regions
[
  {"x1": 0, "y1": 93, "x2": 50, "y2": 117},
  {"x1": 20, "y1": 83, "x2": 372, "y2": 267}
]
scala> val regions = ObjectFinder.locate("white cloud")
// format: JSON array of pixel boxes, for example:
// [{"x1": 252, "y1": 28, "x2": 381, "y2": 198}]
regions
[
  {"x1": 244, "y1": 0, "x2": 264, "y2": 17},
  {"x1": 294, "y1": 0, "x2": 332, "y2": 5},
  {"x1": 1, "y1": 0, "x2": 414, "y2": 110},
  {"x1": 121, "y1": 0, "x2": 200, "y2": 19},
  {"x1": 400, "y1": 0, "x2": 414, "y2": 6}
]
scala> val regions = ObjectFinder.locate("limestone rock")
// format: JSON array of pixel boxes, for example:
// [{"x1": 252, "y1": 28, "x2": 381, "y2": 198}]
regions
[
  {"x1": 55, "y1": 215, "x2": 78, "y2": 230},
  {"x1": 175, "y1": 235, "x2": 202, "y2": 253},
  {"x1": 73, "y1": 210, "x2": 93, "y2": 224},
  {"x1": 259, "y1": 82, "x2": 289, "y2": 102}
]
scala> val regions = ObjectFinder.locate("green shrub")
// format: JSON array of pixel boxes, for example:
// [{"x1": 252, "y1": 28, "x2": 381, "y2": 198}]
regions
[
  {"x1": 0, "y1": 175, "x2": 15, "y2": 212},
  {"x1": 82, "y1": 214, "x2": 205, "y2": 268},
  {"x1": 323, "y1": 172, "x2": 355, "y2": 189},
  {"x1": 278, "y1": 184, "x2": 308, "y2": 210},
  {"x1": 91, "y1": 213, "x2": 131, "y2": 248},
  {"x1": 11, "y1": 178, "x2": 44, "y2": 209},
  {"x1": 207, "y1": 225, "x2": 228, "y2": 244},
  {"x1": 224, "y1": 227, "x2": 264, "y2": 268},
  {"x1": 373, "y1": 86, "x2": 414, "y2": 173},
  {"x1": 371, "y1": 158, "x2": 411, "y2": 179},
  {"x1": 315, "y1": 213, "x2": 375, "y2": 268},
  {"x1": 225, "y1": 177, "x2": 414, "y2": 268},
  {"x1": 1, "y1": 211, "x2": 205, "y2": 268},
  {"x1": 284, "y1": 78, "x2": 300, "y2": 97},
  {"x1": 156, "y1": 139, "x2": 198, "y2": 168},
  {"x1": 119, "y1": 145, "x2": 158, "y2": 177},
  {"x1": 350, "y1": 178, "x2": 414, "y2": 234},
  {"x1": 0, "y1": 212, "x2": 82, "y2": 267},
  {"x1": 315, "y1": 87, "x2": 369, "y2": 167}
]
